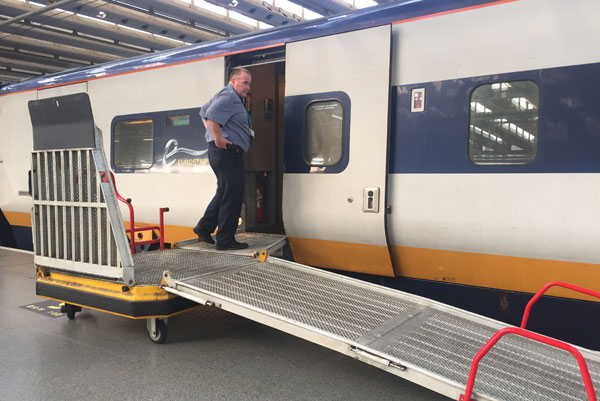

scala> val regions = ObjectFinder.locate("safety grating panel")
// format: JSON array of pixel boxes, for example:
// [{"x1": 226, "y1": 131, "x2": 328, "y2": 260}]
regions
[
  {"x1": 381, "y1": 312, "x2": 600, "y2": 401},
  {"x1": 179, "y1": 261, "x2": 417, "y2": 341},
  {"x1": 178, "y1": 232, "x2": 286, "y2": 256},
  {"x1": 133, "y1": 249, "x2": 257, "y2": 285}
]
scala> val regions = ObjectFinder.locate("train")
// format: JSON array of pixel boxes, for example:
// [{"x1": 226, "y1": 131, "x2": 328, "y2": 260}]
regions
[{"x1": 2, "y1": 0, "x2": 600, "y2": 348}]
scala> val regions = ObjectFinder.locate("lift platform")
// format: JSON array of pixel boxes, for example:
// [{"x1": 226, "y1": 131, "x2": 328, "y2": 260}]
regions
[{"x1": 28, "y1": 93, "x2": 600, "y2": 401}]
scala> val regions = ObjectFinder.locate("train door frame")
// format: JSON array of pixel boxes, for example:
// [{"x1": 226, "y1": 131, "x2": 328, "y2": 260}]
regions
[{"x1": 226, "y1": 48, "x2": 286, "y2": 234}]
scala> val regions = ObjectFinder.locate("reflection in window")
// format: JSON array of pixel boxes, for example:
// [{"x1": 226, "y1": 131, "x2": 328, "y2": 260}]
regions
[
  {"x1": 304, "y1": 100, "x2": 343, "y2": 166},
  {"x1": 167, "y1": 114, "x2": 190, "y2": 127},
  {"x1": 113, "y1": 119, "x2": 154, "y2": 169},
  {"x1": 469, "y1": 81, "x2": 539, "y2": 164}
]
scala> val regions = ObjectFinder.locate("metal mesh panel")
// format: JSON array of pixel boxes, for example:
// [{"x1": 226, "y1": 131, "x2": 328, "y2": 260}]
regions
[
  {"x1": 48, "y1": 152, "x2": 55, "y2": 201},
  {"x1": 64, "y1": 151, "x2": 71, "y2": 202},
  {"x1": 82, "y1": 151, "x2": 88, "y2": 202},
  {"x1": 34, "y1": 205, "x2": 41, "y2": 256},
  {"x1": 57, "y1": 206, "x2": 64, "y2": 259},
  {"x1": 73, "y1": 151, "x2": 80, "y2": 202},
  {"x1": 133, "y1": 249, "x2": 256, "y2": 285},
  {"x1": 110, "y1": 225, "x2": 117, "y2": 267},
  {"x1": 74, "y1": 206, "x2": 81, "y2": 261},
  {"x1": 66, "y1": 207, "x2": 72, "y2": 260},
  {"x1": 49, "y1": 205, "x2": 56, "y2": 258},
  {"x1": 179, "y1": 233, "x2": 286, "y2": 256},
  {"x1": 40, "y1": 152, "x2": 47, "y2": 201},
  {"x1": 101, "y1": 209, "x2": 108, "y2": 266},
  {"x1": 91, "y1": 208, "x2": 98, "y2": 264},
  {"x1": 82, "y1": 207, "x2": 89, "y2": 263},
  {"x1": 55, "y1": 151, "x2": 63, "y2": 202},
  {"x1": 381, "y1": 313, "x2": 600, "y2": 401},
  {"x1": 180, "y1": 262, "x2": 416, "y2": 341}
]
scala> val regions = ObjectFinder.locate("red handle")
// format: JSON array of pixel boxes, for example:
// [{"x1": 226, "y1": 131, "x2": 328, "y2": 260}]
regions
[
  {"x1": 460, "y1": 327, "x2": 597, "y2": 401},
  {"x1": 521, "y1": 281, "x2": 600, "y2": 329}
]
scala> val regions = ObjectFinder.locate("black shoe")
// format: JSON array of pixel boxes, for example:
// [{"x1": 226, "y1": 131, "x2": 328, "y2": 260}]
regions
[
  {"x1": 216, "y1": 240, "x2": 249, "y2": 251},
  {"x1": 193, "y1": 226, "x2": 215, "y2": 244}
]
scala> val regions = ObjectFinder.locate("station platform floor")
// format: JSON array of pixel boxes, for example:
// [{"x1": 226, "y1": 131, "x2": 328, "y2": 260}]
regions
[{"x1": 0, "y1": 247, "x2": 447, "y2": 401}]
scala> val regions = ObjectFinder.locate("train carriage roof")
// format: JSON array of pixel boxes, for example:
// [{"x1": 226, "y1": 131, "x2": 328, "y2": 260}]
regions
[{"x1": 0, "y1": 0, "x2": 507, "y2": 96}]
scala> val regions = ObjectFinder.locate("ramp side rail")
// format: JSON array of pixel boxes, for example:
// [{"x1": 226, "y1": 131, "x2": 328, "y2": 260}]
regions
[
  {"x1": 459, "y1": 327, "x2": 597, "y2": 401},
  {"x1": 521, "y1": 281, "x2": 600, "y2": 329},
  {"x1": 109, "y1": 171, "x2": 168, "y2": 254}
]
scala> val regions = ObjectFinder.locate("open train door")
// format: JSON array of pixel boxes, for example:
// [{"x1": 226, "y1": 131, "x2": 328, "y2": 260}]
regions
[{"x1": 283, "y1": 25, "x2": 394, "y2": 276}]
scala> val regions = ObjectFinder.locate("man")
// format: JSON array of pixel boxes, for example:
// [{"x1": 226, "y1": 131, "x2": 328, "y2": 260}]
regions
[{"x1": 193, "y1": 67, "x2": 252, "y2": 250}]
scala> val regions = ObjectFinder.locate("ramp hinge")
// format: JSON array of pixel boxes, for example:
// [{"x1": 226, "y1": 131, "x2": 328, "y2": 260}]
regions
[{"x1": 350, "y1": 346, "x2": 406, "y2": 371}]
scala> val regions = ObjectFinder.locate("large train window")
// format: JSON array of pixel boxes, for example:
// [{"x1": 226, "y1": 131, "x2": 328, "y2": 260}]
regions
[
  {"x1": 113, "y1": 119, "x2": 154, "y2": 169},
  {"x1": 304, "y1": 100, "x2": 343, "y2": 167},
  {"x1": 469, "y1": 80, "x2": 539, "y2": 165}
]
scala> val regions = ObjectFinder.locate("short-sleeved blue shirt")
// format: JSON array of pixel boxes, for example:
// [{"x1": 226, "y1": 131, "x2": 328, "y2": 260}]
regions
[{"x1": 200, "y1": 86, "x2": 251, "y2": 152}]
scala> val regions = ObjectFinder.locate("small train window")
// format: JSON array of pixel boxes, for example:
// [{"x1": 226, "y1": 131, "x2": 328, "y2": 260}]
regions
[
  {"x1": 113, "y1": 119, "x2": 154, "y2": 169},
  {"x1": 469, "y1": 81, "x2": 539, "y2": 165},
  {"x1": 304, "y1": 100, "x2": 343, "y2": 167},
  {"x1": 167, "y1": 114, "x2": 190, "y2": 127}
]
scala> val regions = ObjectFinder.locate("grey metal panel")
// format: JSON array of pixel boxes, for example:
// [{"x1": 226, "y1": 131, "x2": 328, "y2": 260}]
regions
[
  {"x1": 28, "y1": 93, "x2": 95, "y2": 151},
  {"x1": 176, "y1": 232, "x2": 287, "y2": 257},
  {"x1": 288, "y1": 0, "x2": 352, "y2": 16},
  {"x1": 204, "y1": 0, "x2": 302, "y2": 26},
  {"x1": 121, "y1": 0, "x2": 255, "y2": 35}
]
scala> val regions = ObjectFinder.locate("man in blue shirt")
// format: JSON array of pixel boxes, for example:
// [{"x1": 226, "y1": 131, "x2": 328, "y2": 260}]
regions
[{"x1": 193, "y1": 67, "x2": 252, "y2": 250}]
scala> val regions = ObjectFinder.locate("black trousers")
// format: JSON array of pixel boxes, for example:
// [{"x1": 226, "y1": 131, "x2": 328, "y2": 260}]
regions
[{"x1": 196, "y1": 142, "x2": 245, "y2": 245}]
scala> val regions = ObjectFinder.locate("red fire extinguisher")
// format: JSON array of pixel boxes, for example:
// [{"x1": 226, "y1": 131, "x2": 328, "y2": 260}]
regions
[{"x1": 256, "y1": 184, "x2": 265, "y2": 223}]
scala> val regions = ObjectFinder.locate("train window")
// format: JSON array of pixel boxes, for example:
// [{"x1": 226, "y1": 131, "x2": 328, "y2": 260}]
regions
[
  {"x1": 113, "y1": 119, "x2": 154, "y2": 169},
  {"x1": 304, "y1": 100, "x2": 343, "y2": 166},
  {"x1": 469, "y1": 81, "x2": 539, "y2": 165},
  {"x1": 167, "y1": 114, "x2": 190, "y2": 127}
]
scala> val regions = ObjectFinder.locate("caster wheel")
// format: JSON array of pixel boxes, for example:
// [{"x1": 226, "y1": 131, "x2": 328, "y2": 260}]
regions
[
  {"x1": 61, "y1": 303, "x2": 82, "y2": 320},
  {"x1": 147, "y1": 319, "x2": 168, "y2": 344}
]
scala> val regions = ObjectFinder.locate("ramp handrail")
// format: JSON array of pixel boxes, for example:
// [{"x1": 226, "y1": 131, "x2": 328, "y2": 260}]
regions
[
  {"x1": 109, "y1": 171, "x2": 168, "y2": 254},
  {"x1": 459, "y1": 327, "x2": 597, "y2": 401},
  {"x1": 521, "y1": 281, "x2": 600, "y2": 329}
]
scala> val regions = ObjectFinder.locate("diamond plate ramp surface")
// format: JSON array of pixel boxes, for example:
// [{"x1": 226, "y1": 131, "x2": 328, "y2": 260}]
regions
[{"x1": 165, "y1": 257, "x2": 600, "y2": 401}]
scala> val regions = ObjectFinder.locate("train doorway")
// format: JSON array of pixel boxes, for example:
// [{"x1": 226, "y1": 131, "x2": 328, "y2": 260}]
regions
[{"x1": 227, "y1": 48, "x2": 286, "y2": 234}]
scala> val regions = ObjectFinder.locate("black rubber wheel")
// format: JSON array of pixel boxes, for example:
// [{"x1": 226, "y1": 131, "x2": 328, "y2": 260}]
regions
[
  {"x1": 64, "y1": 303, "x2": 80, "y2": 320},
  {"x1": 148, "y1": 319, "x2": 168, "y2": 344}
]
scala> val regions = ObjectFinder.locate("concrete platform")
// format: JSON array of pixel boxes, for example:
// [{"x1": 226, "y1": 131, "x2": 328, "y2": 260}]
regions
[{"x1": 0, "y1": 247, "x2": 447, "y2": 401}]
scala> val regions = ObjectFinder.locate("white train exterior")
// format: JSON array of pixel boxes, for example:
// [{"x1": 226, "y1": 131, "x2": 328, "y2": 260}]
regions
[{"x1": 2, "y1": 0, "x2": 600, "y2": 346}]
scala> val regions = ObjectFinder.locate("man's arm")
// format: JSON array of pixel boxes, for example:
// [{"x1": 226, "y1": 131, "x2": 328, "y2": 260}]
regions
[{"x1": 206, "y1": 119, "x2": 231, "y2": 149}]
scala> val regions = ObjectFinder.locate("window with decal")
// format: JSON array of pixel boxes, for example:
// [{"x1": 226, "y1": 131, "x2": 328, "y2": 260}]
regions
[
  {"x1": 469, "y1": 81, "x2": 539, "y2": 165},
  {"x1": 113, "y1": 119, "x2": 154, "y2": 169},
  {"x1": 304, "y1": 100, "x2": 343, "y2": 167}
]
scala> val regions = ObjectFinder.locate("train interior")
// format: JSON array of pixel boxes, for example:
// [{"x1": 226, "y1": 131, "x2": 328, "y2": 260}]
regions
[{"x1": 228, "y1": 48, "x2": 287, "y2": 235}]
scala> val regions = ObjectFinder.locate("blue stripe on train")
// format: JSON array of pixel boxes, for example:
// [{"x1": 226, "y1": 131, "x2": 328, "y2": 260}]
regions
[{"x1": 389, "y1": 62, "x2": 600, "y2": 174}]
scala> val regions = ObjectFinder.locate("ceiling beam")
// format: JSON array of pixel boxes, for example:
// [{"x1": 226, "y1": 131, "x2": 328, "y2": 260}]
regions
[
  {"x1": 288, "y1": 0, "x2": 352, "y2": 16},
  {"x1": 0, "y1": 67, "x2": 42, "y2": 80},
  {"x1": 204, "y1": 0, "x2": 302, "y2": 27},
  {"x1": 0, "y1": 34, "x2": 120, "y2": 63},
  {"x1": 0, "y1": 19, "x2": 147, "y2": 57},
  {"x1": 0, "y1": 0, "x2": 80, "y2": 28},
  {"x1": 0, "y1": 0, "x2": 189, "y2": 52},
  {"x1": 0, "y1": 47, "x2": 88, "y2": 69},
  {"x1": 120, "y1": 0, "x2": 256, "y2": 35},
  {"x1": 0, "y1": 55, "x2": 65, "y2": 74}
]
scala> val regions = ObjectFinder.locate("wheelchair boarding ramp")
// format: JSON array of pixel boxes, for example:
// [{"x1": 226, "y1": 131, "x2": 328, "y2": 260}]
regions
[
  {"x1": 29, "y1": 93, "x2": 134, "y2": 284},
  {"x1": 162, "y1": 256, "x2": 600, "y2": 401}
]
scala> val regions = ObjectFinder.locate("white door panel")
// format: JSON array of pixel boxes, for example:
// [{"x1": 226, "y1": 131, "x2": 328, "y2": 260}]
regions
[{"x1": 283, "y1": 25, "x2": 393, "y2": 274}]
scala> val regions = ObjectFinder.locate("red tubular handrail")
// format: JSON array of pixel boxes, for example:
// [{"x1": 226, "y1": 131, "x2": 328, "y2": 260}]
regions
[
  {"x1": 108, "y1": 171, "x2": 168, "y2": 254},
  {"x1": 521, "y1": 281, "x2": 600, "y2": 329},
  {"x1": 459, "y1": 327, "x2": 597, "y2": 401}
]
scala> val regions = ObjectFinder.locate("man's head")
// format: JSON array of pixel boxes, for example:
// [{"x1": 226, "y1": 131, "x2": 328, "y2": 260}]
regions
[{"x1": 229, "y1": 67, "x2": 251, "y2": 98}]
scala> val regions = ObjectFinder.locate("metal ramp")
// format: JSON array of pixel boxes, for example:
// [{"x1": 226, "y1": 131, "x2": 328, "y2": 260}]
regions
[
  {"x1": 174, "y1": 232, "x2": 287, "y2": 257},
  {"x1": 161, "y1": 255, "x2": 600, "y2": 401}
]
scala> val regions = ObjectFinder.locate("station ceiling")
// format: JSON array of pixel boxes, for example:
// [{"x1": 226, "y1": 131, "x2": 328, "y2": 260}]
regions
[{"x1": 0, "y1": 0, "x2": 390, "y2": 88}]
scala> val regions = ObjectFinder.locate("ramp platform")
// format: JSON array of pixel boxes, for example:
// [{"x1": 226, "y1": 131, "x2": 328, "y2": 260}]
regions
[
  {"x1": 161, "y1": 253, "x2": 600, "y2": 401},
  {"x1": 174, "y1": 232, "x2": 287, "y2": 257}
]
